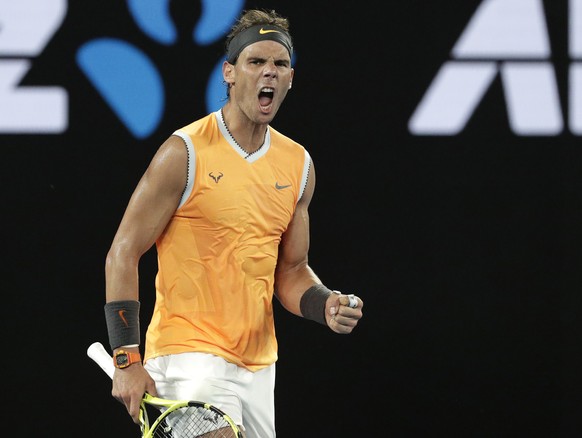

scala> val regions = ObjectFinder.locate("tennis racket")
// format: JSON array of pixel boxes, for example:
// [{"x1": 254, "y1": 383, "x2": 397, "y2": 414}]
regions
[{"x1": 87, "y1": 341, "x2": 243, "y2": 438}]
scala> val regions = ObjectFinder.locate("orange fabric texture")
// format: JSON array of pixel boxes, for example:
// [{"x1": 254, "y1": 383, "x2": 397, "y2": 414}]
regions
[{"x1": 144, "y1": 113, "x2": 308, "y2": 371}]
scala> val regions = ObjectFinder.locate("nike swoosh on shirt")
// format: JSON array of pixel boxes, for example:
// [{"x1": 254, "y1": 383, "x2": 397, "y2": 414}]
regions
[{"x1": 275, "y1": 182, "x2": 291, "y2": 190}]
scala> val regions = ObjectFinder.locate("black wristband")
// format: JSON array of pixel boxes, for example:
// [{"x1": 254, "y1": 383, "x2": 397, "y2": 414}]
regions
[
  {"x1": 300, "y1": 284, "x2": 333, "y2": 325},
  {"x1": 104, "y1": 300, "x2": 140, "y2": 350}
]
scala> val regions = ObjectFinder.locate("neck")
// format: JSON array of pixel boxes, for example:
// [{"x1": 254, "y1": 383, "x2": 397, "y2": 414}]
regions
[{"x1": 221, "y1": 106, "x2": 268, "y2": 155}]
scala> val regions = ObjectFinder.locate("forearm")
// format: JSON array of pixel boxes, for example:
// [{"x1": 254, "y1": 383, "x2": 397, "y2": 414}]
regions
[
  {"x1": 274, "y1": 263, "x2": 322, "y2": 315},
  {"x1": 105, "y1": 254, "x2": 140, "y2": 300},
  {"x1": 104, "y1": 246, "x2": 143, "y2": 350}
]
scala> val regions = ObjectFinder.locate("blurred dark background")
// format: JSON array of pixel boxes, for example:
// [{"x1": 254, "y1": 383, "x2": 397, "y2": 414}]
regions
[{"x1": 2, "y1": 1, "x2": 580, "y2": 436}]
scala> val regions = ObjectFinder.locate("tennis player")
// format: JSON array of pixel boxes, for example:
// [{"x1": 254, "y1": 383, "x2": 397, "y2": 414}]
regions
[{"x1": 103, "y1": 8, "x2": 364, "y2": 437}]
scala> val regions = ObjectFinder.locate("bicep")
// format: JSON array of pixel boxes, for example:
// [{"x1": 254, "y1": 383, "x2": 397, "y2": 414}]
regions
[
  {"x1": 109, "y1": 136, "x2": 188, "y2": 259},
  {"x1": 278, "y1": 159, "x2": 315, "y2": 269},
  {"x1": 274, "y1": 162, "x2": 319, "y2": 312}
]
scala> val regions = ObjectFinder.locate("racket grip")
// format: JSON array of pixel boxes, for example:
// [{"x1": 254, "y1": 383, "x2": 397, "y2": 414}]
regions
[{"x1": 87, "y1": 341, "x2": 115, "y2": 379}]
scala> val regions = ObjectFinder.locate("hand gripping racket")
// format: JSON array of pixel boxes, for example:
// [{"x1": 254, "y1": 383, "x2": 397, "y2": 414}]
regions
[{"x1": 87, "y1": 342, "x2": 243, "y2": 438}]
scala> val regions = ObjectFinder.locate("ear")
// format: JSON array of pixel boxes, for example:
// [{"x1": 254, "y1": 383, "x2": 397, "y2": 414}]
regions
[{"x1": 223, "y1": 61, "x2": 235, "y2": 86}]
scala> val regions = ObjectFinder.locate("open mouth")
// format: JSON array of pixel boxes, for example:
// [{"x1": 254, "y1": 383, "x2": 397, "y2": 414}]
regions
[{"x1": 259, "y1": 87, "x2": 274, "y2": 108}]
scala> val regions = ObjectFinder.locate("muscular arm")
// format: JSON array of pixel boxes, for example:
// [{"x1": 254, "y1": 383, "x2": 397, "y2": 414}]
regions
[
  {"x1": 273, "y1": 161, "x2": 320, "y2": 315},
  {"x1": 105, "y1": 135, "x2": 187, "y2": 303},
  {"x1": 274, "y1": 159, "x2": 363, "y2": 334},
  {"x1": 104, "y1": 134, "x2": 187, "y2": 423}
]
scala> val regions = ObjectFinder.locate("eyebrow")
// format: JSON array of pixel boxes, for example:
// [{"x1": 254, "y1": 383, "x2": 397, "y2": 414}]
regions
[{"x1": 247, "y1": 55, "x2": 290, "y2": 64}]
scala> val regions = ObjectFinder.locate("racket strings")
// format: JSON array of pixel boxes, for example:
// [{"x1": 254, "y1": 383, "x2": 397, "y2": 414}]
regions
[{"x1": 149, "y1": 405, "x2": 238, "y2": 438}]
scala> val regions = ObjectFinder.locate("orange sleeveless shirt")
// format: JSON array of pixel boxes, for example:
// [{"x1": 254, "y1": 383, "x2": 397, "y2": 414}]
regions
[{"x1": 144, "y1": 111, "x2": 311, "y2": 371}]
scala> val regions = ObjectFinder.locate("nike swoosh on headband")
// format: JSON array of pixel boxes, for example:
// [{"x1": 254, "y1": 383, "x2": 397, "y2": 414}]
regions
[
  {"x1": 227, "y1": 25, "x2": 292, "y2": 64},
  {"x1": 259, "y1": 28, "x2": 280, "y2": 34}
]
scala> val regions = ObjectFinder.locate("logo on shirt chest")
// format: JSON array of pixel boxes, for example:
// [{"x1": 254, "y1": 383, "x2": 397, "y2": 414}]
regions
[
  {"x1": 275, "y1": 182, "x2": 291, "y2": 190},
  {"x1": 209, "y1": 171, "x2": 223, "y2": 183}
]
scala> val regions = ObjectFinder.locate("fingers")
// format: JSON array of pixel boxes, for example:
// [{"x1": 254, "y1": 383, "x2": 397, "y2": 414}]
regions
[
  {"x1": 328, "y1": 292, "x2": 363, "y2": 334},
  {"x1": 129, "y1": 398, "x2": 142, "y2": 424},
  {"x1": 329, "y1": 315, "x2": 358, "y2": 334},
  {"x1": 338, "y1": 293, "x2": 362, "y2": 310},
  {"x1": 145, "y1": 381, "x2": 158, "y2": 398},
  {"x1": 115, "y1": 391, "x2": 142, "y2": 424}
]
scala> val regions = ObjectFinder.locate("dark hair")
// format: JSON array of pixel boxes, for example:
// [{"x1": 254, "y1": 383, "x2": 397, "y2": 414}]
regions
[{"x1": 225, "y1": 9, "x2": 292, "y2": 56}]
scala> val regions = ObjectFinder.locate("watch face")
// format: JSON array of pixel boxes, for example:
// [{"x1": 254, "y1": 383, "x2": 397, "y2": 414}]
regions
[{"x1": 115, "y1": 353, "x2": 129, "y2": 367}]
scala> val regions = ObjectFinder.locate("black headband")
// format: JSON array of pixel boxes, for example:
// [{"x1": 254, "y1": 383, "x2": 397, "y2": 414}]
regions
[{"x1": 226, "y1": 24, "x2": 293, "y2": 64}]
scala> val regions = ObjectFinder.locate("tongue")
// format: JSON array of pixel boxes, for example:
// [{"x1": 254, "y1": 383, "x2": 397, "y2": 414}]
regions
[{"x1": 259, "y1": 95, "x2": 272, "y2": 106}]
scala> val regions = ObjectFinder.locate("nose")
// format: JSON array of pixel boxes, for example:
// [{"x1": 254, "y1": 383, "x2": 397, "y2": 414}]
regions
[{"x1": 263, "y1": 60, "x2": 277, "y2": 78}]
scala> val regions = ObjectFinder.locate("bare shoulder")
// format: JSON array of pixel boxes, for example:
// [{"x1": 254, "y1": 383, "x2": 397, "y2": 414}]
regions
[
  {"x1": 155, "y1": 134, "x2": 188, "y2": 162},
  {"x1": 299, "y1": 155, "x2": 316, "y2": 207},
  {"x1": 143, "y1": 134, "x2": 189, "y2": 193}
]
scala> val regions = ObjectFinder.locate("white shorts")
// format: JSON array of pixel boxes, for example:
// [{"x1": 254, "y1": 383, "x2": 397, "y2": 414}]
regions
[{"x1": 145, "y1": 352, "x2": 276, "y2": 438}]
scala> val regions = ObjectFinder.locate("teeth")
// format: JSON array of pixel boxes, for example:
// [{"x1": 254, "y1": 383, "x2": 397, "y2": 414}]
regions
[{"x1": 261, "y1": 88, "x2": 274, "y2": 93}]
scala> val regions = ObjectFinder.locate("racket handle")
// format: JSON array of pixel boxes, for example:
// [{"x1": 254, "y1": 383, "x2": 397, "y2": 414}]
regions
[{"x1": 87, "y1": 341, "x2": 114, "y2": 379}]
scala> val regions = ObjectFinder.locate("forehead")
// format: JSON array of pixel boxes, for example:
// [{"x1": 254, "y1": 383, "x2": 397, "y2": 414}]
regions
[{"x1": 239, "y1": 40, "x2": 291, "y2": 60}]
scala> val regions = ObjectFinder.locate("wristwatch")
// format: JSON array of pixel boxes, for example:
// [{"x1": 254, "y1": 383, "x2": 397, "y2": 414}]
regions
[{"x1": 113, "y1": 350, "x2": 141, "y2": 369}]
